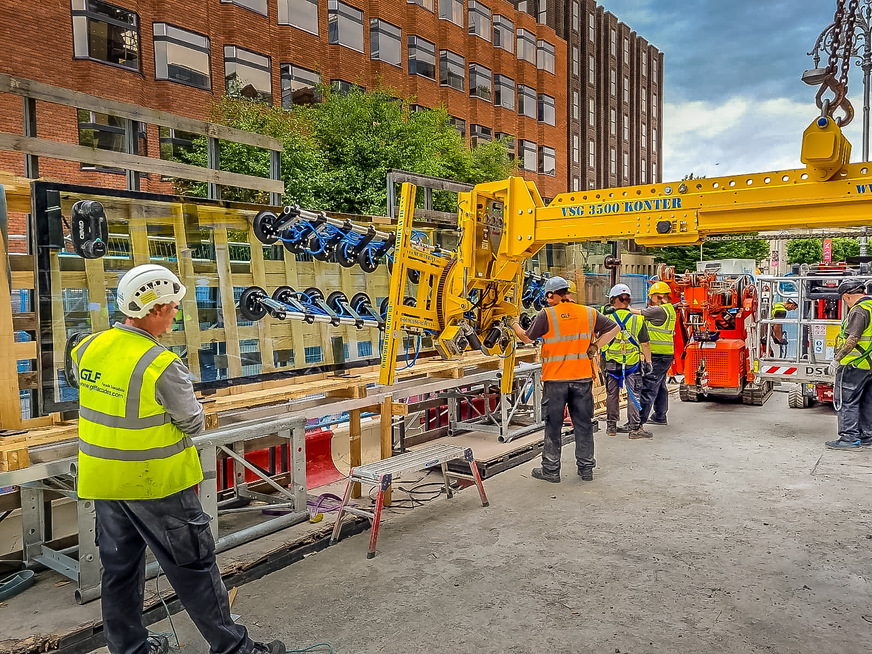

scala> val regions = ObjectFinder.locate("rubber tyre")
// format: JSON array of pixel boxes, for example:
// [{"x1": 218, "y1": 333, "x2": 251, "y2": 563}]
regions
[
  {"x1": 326, "y1": 291, "x2": 349, "y2": 314},
  {"x1": 239, "y1": 286, "x2": 268, "y2": 321},
  {"x1": 252, "y1": 211, "x2": 279, "y2": 245},
  {"x1": 679, "y1": 382, "x2": 701, "y2": 403},
  {"x1": 350, "y1": 292, "x2": 372, "y2": 315},
  {"x1": 788, "y1": 385, "x2": 811, "y2": 409}
]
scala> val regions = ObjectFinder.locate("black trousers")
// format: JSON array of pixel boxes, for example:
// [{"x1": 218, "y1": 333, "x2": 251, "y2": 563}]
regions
[
  {"x1": 835, "y1": 365, "x2": 872, "y2": 443},
  {"x1": 639, "y1": 353, "x2": 673, "y2": 425},
  {"x1": 541, "y1": 380, "x2": 595, "y2": 475},
  {"x1": 95, "y1": 488, "x2": 253, "y2": 654}
]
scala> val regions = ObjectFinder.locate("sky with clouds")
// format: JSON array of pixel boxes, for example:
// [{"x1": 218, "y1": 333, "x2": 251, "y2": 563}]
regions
[{"x1": 599, "y1": 0, "x2": 868, "y2": 181}]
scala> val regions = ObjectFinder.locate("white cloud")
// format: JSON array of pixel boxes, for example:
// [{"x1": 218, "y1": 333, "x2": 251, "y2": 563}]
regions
[{"x1": 662, "y1": 95, "x2": 865, "y2": 181}]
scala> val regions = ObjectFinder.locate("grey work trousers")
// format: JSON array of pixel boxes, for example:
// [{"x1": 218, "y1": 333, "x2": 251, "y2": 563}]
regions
[
  {"x1": 541, "y1": 380, "x2": 596, "y2": 475},
  {"x1": 639, "y1": 353, "x2": 673, "y2": 425},
  {"x1": 95, "y1": 488, "x2": 254, "y2": 654},
  {"x1": 605, "y1": 363, "x2": 643, "y2": 430},
  {"x1": 835, "y1": 365, "x2": 872, "y2": 443}
]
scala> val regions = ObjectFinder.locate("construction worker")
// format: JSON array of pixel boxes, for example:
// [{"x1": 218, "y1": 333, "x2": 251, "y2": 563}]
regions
[
  {"x1": 72, "y1": 265, "x2": 284, "y2": 654},
  {"x1": 769, "y1": 299, "x2": 798, "y2": 357},
  {"x1": 603, "y1": 284, "x2": 654, "y2": 439},
  {"x1": 511, "y1": 276, "x2": 618, "y2": 482},
  {"x1": 824, "y1": 279, "x2": 872, "y2": 450},
  {"x1": 629, "y1": 281, "x2": 676, "y2": 428}
]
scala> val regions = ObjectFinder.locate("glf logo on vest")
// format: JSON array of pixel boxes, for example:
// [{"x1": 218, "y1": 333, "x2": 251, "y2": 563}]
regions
[{"x1": 80, "y1": 369, "x2": 102, "y2": 383}]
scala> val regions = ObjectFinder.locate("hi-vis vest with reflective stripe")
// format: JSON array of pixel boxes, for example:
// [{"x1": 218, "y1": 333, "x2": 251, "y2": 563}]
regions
[
  {"x1": 540, "y1": 303, "x2": 595, "y2": 381},
  {"x1": 603, "y1": 308, "x2": 643, "y2": 365},
  {"x1": 647, "y1": 303, "x2": 677, "y2": 356},
  {"x1": 73, "y1": 327, "x2": 203, "y2": 500},
  {"x1": 839, "y1": 298, "x2": 872, "y2": 370}
]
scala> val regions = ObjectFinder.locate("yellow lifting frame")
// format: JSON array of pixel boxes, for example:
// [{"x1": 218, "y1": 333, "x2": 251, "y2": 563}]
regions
[{"x1": 379, "y1": 118, "x2": 872, "y2": 390}]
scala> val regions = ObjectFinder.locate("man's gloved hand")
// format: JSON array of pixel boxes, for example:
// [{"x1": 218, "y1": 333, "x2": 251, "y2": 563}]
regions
[
  {"x1": 825, "y1": 361, "x2": 840, "y2": 377},
  {"x1": 641, "y1": 360, "x2": 653, "y2": 377}
]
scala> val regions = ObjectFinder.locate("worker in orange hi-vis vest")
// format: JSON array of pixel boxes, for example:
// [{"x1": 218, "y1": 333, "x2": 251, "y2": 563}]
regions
[{"x1": 511, "y1": 276, "x2": 619, "y2": 483}]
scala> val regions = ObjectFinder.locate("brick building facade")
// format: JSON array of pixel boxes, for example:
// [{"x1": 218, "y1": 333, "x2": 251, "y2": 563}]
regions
[{"x1": 0, "y1": 0, "x2": 661, "y2": 215}]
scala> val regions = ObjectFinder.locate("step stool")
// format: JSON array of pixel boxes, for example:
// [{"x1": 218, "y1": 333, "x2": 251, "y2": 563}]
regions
[{"x1": 329, "y1": 443, "x2": 489, "y2": 558}]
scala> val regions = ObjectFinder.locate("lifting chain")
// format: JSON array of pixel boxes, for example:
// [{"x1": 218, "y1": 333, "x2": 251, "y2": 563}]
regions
[{"x1": 817, "y1": 0, "x2": 859, "y2": 126}]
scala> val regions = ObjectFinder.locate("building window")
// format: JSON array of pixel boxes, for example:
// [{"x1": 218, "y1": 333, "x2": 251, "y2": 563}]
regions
[
  {"x1": 653, "y1": 93, "x2": 658, "y2": 118},
  {"x1": 588, "y1": 54, "x2": 595, "y2": 85},
  {"x1": 224, "y1": 45, "x2": 272, "y2": 103},
  {"x1": 493, "y1": 15, "x2": 514, "y2": 53},
  {"x1": 496, "y1": 131, "x2": 515, "y2": 158},
  {"x1": 358, "y1": 341, "x2": 373, "y2": 357},
  {"x1": 468, "y1": 2, "x2": 491, "y2": 41},
  {"x1": 623, "y1": 76, "x2": 629, "y2": 103},
  {"x1": 408, "y1": 36, "x2": 436, "y2": 79},
  {"x1": 538, "y1": 94, "x2": 555, "y2": 125},
  {"x1": 78, "y1": 109, "x2": 124, "y2": 154},
  {"x1": 572, "y1": 2, "x2": 579, "y2": 31},
  {"x1": 328, "y1": 0, "x2": 363, "y2": 52},
  {"x1": 623, "y1": 151, "x2": 629, "y2": 178},
  {"x1": 470, "y1": 123, "x2": 492, "y2": 144},
  {"x1": 221, "y1": 0, "x2": 267, "y2": 15},
  {"x1": 623, "y1": 114, "x2": 629, "y2": 141},
  {"x1": 449, "y1": 116, "x2": 466, "y2": 136},
  {"x1": 440, "y1": 50, "x2": 465, "y2": 90},
  {"x1": 589, "y1": 139, "x2": 595, "y2": 169},
  {"x1": 610, "y1": 109, "x2": 616, "y2": 135},
  {"x1": 370, "y1": 19, "x2": 401, "y2": 66},
  {"x1": 642, "y1": 52, "x2": 648, "y2": 77},
  {"x1": 537, "y1": 3, "x2": 546, "y2": 23},
  {"x1": 274, "y1": 349, "x2": 295, "y2": 367},
  {"x1": 518, "y1": 84, "x2": 536, "y2": 118},
  {"x1": 610, "y1": 69, "x2": 616, "y2": 97},
  {"x1": 641, "y1": 123, "x2": 647, "y2": 148},
  {"x1": 494, "y1": 74, "x2": 515, "y2": 109},
  {"x1": 653, "y1": 57, "x2": 658, "y2": 75},
  {"x1": 610, "y1": 28, "x2": 616, "y2": 57},
  {"x1": 573, "y1": 176, "x2": 580, "y2": 191},
  {"x1": 610, "y1": 147, "x2": 616, "y2": 175},
  {"x1": 572, "y1": 46, "x2": 579, "y2": 77},
  {"x1": 537, "y1": 40, "x2": 555, "y2": 73},
  {"x1": 469, "y1": 63, "x2": 492, "y2": 101},
  {"x1": 641, "y1": 159, "x2": 647, "y2": 183},
  {"x1": 304, "y1": 346, "x2": 323, "y2": 364},
  {"x1": 588, "y1": 98, "x2": 595, "y2": 127},
  {"x1": 408, "y1": 0, "x2": 434, "y2": 9},
  {"x1": 642, "y1": 93, "x2": 647, "y2": 114},
  {"x1": 439, "y1": 0, "x2": 463, "y2": 26},
  {"x1": 278, "y1": 0, "x2": 319, "y2": 33},
  {"x1": 516, "y1": 28, "x2": 536, "y2": 64},
  {"x1": 652, "y1": 162, "x2": 657, "y2": 182},
  {"x1": 332, "y1": 79, "x2": 364, "y2": 94},
  {"x1": 623, "y1": 37, "x2": 629, "y2": 61},
  {"x1": 153, "y1": 23, "x2": 210, "y2": 90},
  {"x1": 281, "y1": 64, "x2": 320, "y2": 107},
  {"x1": 573, "y1": 134, "x2": 579, "y2": 164},
  {"x1": 589, "y1": 15, "x2": 595, "y2": 42},
  {"x1": 71, "y1": 0, "x2": 140, "y2": 70},
  {"x1": 653, "y1": 128, "x2": 657, "y2": 152},
  {"x1": 515, "y1": 0, "x2": 528, "y2": 11},
  {"x1": 572, "y1": 91, "x2": 579, "y2": 120},
  {"x1": 159, "y1": 127, "x2": 197, "y2": 161},
  {"x1": 518, "y1": 139, "x2": 536, "y2": 171},
  {"x1": 538, "y1": 146, "x2": 555, "y2": 176}
]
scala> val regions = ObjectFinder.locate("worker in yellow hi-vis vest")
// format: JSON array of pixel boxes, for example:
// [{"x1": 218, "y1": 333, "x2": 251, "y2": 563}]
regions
[
  {"x1": 630, "y1": 281, "x2": 677, "y2": 429},
  {"x1": 73, "y1": 264, "x2": 285, "y2": 654},
  {"x1": 825, "y1": 279, "x2": 872, "y2": 450}
]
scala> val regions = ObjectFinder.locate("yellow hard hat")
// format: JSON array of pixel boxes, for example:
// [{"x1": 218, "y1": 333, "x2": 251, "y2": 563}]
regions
[
  {"x1": 648, "y1": 281, "x2": 671, "y2": 296},
  {"x1": 567, "y1": 280, "x2": 577, "y2": 294}
]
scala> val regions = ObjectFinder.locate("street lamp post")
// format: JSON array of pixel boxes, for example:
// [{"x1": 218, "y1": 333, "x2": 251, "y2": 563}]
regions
[{"x1": 806, "y1": 1, "x2": 872, "y2": 256}]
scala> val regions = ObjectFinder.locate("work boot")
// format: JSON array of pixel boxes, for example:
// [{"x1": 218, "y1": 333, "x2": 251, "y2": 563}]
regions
[
  {"x1": 616, "y1": 423, "x2": 632, "y2": 433},
  {"x1": 606, "y1": 423, "x2": 617, "y2": 437},
  {"x1": 146, "y1": 635, "x2": 169, "y2": 654},
  {"x1": 531, "y1": 467, "x2": 561, "y2": 483},
  {"x1": 253, "y1": 641, "x2": 287, "y2": 654},
  {"x1": 648, "y1": 417, "x2": 668, "y2": 426},
  {"x1": 577, "y1": 467, "x2": 594, "y2": 481},
  {"x1": 629, "y1": 427, "x2": 653, "y2": 439},
  {"x1": 860, "y1": 438, "x2": 872, "y2": 447},
  {"x1": 825, "y1": 439, "x2": 861, "y2": 450}
]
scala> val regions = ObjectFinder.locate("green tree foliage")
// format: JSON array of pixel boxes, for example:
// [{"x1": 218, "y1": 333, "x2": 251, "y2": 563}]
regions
[
  {"x1": 649, "y1": 238, "x2": 770, "y2": 272},
  {"x1": 174, "y1": 86, "x2": 516, "y2": 214},
  {"x1": 787, "y1": 237, "x2": 860, "y2": 264}
]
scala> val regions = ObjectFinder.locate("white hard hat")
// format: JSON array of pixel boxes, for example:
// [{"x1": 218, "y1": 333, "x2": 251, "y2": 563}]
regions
[
  {"x1": 609, "y1": 283, "x2": 632, "y2": 298},
  {"x1": 543, "y1": 276, "x2": 571, "y2": 294},
  {"x1": 117, "y1": 264, "x2": 186, "y2": 318}
]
